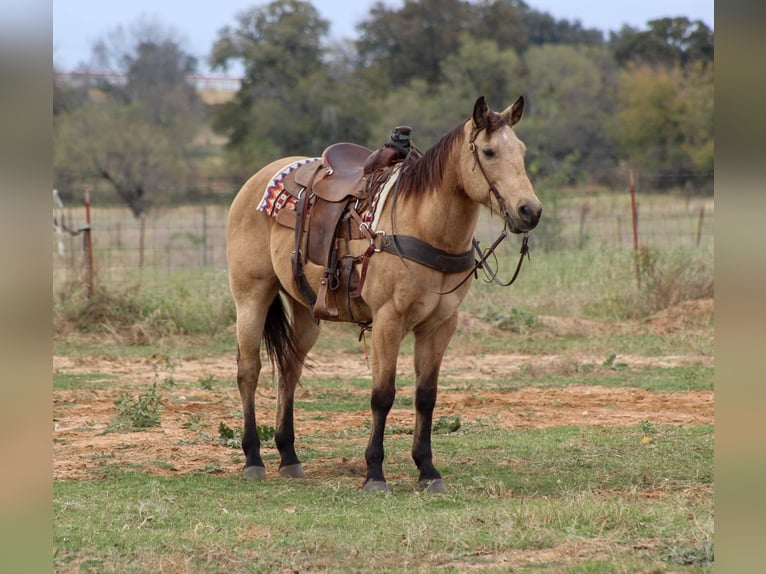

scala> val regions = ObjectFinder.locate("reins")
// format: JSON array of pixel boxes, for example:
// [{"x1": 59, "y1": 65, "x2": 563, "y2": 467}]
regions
[{"x1": 383, "y1": 122, "x2": 531, "y2": 296}]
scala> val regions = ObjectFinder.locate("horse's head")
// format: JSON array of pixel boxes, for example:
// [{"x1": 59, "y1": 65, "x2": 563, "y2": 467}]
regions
[{"x1": 461, "y1": 96, "x2": 542, "y2": 234}]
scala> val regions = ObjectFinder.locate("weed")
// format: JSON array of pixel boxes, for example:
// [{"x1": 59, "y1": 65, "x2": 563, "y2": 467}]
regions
[
  {"x1": 218, "y1": 421, "x2": 275, "y2": 448},
  {"x1": 106, "y1": 384, "x2": 162, "y2": 432},
  {"x1": 217, "y1": 422, "x2": 240, "y2": 448},
  {"x1": 433, "y1": 415, "x2": 461, "y2": 434},
  {"x1": 640, "y1": 420, "x2": 655, "y2": 436},
  {"x1": 197, "y1": 374, "x2": 216, "y2": 390},
  {"x1": 481, "y1": 307, "x2": 539, "y2": 333},
  {"x1": 257, "y1": 424, "x2": 275, "y2": 442},
  {"x1": 638, "y1": 247, "x2": 714, "y2": 312},
  {"x1": 602, "y1": 354, "x2": 628, "y2": 370},
  {"x1": 182, "y1": 413, "x2": 208, "y2": 435},
  {"x1": 666, "y1": 540, "x2": 714, "y2": 566},
  {"x1": 148, "y1": 356, "x2": 179, "y2": 387}
]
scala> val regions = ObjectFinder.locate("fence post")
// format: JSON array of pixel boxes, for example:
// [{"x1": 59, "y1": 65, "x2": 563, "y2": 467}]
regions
[
  {"x1": 202, "y1": 205, "x2": 208, "y2": 266},
  {"x1": 696, "y1": 205, "x2": 705, "y2": 247},
  {"x1": 139, "y1": 212, "x2": 146, "y2": 270},
  {"x1": 83, "y1": 190, "x2": 94, "y2": 298},
  {"x1": 629, "y1": 170, "x2": 640, "y2": 288}
]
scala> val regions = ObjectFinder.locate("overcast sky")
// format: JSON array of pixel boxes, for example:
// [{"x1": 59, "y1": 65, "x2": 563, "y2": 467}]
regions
[{"x1": 53, "y1": 0, "x2": 714, "y2": 73}]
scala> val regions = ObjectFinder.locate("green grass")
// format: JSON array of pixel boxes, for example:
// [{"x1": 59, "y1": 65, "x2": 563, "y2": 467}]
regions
[
  {"x1": 53, "y1": 372, "x2": 118, "y2": 390},
  {"x1": 53, "y1": 227, "x2": 714, "y2": 572},
  {"x1": 54, "y1": 423, "x2": 712, "y2": 573},
  {"x1": 462, "y1": 244, "x2": 713, "y2": 321},
  {"x1": 437, "y1": 365, "x2": 713, "y2": 393}
]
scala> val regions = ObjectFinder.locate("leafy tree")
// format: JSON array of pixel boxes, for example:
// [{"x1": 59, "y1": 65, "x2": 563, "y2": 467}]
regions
[
  {"x1": 210, "y1": 0, "x2": 372, "y2": 173},
  {"x1": 124, "y1": 40, "x2": 201, "y2": 126},
  {"x1": 518, "y1": 4, "x2": 604, "y2": 48},
  {"x1": 436, "y1": 35, "x2": 524, "y2": 126},
  {"x1": 522, "y1": 44, "x2": 616, "y2": 184},
  {"x1": 468, "y1": 0, "x2": 527, "y2": 53},
  {"x1": 368, "y1": 36, "x2": 524, "y2": 152},
  {"x1": 356, "y1": 0, "x2": 470, "y2": 87},
  {"x1": 54, "y1": 18, "x2": 204, "y2": 215},
  {"x1": 610, "y1": 17, "x2": 713, "y2": 70},
  {"x1": 616, "y1": 62, "x2": 713, "y2": 189},
  {"x1": 55, "y1": 100, "x2": 184, "y2": 217}
]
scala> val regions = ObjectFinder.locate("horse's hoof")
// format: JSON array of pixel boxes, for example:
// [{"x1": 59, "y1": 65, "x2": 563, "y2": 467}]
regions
[
  {"x1": 362, "y1": 479, "x2": 389, "y2": 493},
  {"x1": 279, "y1": 464, "x2": 306, "y2": 479},
  {"x1": 242, "y1": 466, "x2": 266, "y2": 481},
  {"x1": 419, "y1": 478, "x2": 446, "y2": 493}
]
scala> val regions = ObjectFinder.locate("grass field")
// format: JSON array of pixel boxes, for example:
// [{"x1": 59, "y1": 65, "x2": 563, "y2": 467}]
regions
[
  {"x1": 53, "y1": 348, "x2": 713, "y2": 572},
  {"x1": 53, "y1": 198, "x2": 713, "y2": 572}
]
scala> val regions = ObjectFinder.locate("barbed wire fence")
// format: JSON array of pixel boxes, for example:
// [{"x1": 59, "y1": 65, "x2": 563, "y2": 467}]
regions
[{"x1": 53, "y1": 181, "x2": 713, "y2": 294}]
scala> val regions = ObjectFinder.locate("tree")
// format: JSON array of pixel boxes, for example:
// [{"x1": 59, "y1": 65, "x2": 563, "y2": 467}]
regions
[
  {"x1": 522, "y1": 44, "x2": 616, "y2": 184},
  {"x1": 54, "y1": 17, "x2": 204, "y2": 216},
  {"x1": 210, "y1": 0, "x2": 373, "y2": 173},
  {"x1": 55, "y1": 100, "x2": 184, "y2": 217},
  {"x1": 518, "y1": 4, "x2": 604, "y2": 48},
  {"x1": 610, "y1": 17, "x2": 714, "y2": 70},
  {"x1": 616, "y1": 62, "x2": 713, "y2": 189},
  {"x1": 436, "y1": 35, "x2": 524, "y2": 127},
  {"x1": 466, "y1": 0, "x2": 527, "y2": 53},
  {"x1": 356, "y1": 0, "x2": 470, "y2": 88}
]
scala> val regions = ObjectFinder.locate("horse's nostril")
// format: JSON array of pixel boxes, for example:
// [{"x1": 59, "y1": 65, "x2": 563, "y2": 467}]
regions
[{"x1": 519, "y1": 202, "x2": 541, "y2": 226}]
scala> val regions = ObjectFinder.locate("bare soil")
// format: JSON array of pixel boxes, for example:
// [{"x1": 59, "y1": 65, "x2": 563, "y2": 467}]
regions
[{"x1": 53, "y1": 300, "x2": 713, "y2": 481}]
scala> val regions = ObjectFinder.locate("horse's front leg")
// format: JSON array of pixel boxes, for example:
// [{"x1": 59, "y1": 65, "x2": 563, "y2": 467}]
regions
[
  {"x1": 363, "y1": 307, "x2": 405, "y2": 492},
  {"x1": 411, "y1": 313, "x2": 459, "y2": 493}
]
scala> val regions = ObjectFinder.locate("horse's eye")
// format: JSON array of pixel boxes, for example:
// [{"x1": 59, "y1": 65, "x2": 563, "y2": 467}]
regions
[{"x1": 482, "y1": 148, "x2": 496, "y2": 158}]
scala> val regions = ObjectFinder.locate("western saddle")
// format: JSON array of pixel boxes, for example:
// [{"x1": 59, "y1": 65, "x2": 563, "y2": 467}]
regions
[{"x1": 272, "y1": 127, "x2": 415, "y2": 324}]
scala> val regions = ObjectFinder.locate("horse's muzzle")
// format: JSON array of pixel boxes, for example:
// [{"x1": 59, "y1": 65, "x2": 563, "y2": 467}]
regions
[{"x1": 508, "y1": 201, "x2": 542, "y2": 233}]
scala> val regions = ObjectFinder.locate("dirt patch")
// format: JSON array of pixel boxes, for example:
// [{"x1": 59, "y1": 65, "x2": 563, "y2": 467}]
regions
[{"x1": 53, "y1": 351, "x2": 712, "y2": 482}]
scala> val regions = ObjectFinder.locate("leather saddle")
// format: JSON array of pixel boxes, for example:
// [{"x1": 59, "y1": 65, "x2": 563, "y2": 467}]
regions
[
  {"x1": 271, "y1": 140, "x2": 410, "y2": 323},
  {"x1": 271, "y1": 143, "x2": 376, "y2": 323},
  {"x1": 295, "y1": 143, "x2": 371, "y2": 202}
]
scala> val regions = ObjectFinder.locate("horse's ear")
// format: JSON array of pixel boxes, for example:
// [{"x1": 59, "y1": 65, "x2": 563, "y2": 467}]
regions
[
  {"x1": 472, "y1": 96, "x2": 489, "y2": 129},
  {"x1": 501, "y1": 96, "x2": 525, "y2": 127}
]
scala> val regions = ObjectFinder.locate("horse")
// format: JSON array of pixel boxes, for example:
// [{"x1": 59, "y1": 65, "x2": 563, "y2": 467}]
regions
[{"x1": 226, "y1": 96, "x2": 542, "y2": 492}]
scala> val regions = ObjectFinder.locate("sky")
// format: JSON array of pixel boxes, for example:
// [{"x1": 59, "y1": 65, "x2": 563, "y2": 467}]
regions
[{"x1": 53, "y1": 0, "x2": 714, "y2": 73}]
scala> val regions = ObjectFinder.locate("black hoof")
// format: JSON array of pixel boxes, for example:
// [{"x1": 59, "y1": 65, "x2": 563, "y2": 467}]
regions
[
  {"x1": 419, "y1": 478, "x2": 446, "y2": 493},
  {"x1": 242, "y1": 466, "x2": 266, "y2": 480},
  {"x1": 362, "y1": 479, "x2": 389, "y2": 493},
  {"x1": 278, "y1": 463, "x2": 306, "y2": 479}
]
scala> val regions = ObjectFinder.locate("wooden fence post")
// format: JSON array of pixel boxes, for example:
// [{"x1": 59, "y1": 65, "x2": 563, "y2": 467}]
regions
[
  {"x1": 83, "y1": 190, "x2": 94, "y2": 298},
  {"x1": 629, "y1": 170, "x2": 640, "y2": 289},
  {"x1": 696, "y1": 205, "x2": 705, "y2": 247}
]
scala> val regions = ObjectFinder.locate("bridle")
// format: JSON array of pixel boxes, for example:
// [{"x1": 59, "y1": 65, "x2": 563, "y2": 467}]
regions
[
  {"x1": 386, "y1": 119, "x2": 530, "y2": 296},
  {"x1": 469, "y1": 119, "x2": 530, "y2": 287}
]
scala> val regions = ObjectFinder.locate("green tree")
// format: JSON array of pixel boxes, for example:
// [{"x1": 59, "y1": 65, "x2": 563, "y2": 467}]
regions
[
  {"x1": 468, "y1": 0, "x2": 527, "y2": 53},
  {"x1": 522, "y1": 44, "x2": 615, "y2": 184},
  {"x1": 610, "y1": 17, "x2": 713, "y2": 70},
  {"x1": 356, "y1": 0, "x2": 470, "y2": 88},
  {"x1": 518, "y1": 4, "x2": 604, "y2": 47},
  {"x1": 210, "y1": 0, "x2": 372, "y2": 173},
  {"x1": 54, "y1": 18, "x2": 204, "y2": 215},
  {"x1": 55, "y1": 100, "x2": 184, "y2": 217},
  {"x1": 616, "y1": 62, "x2": 713, "y2": 189}
]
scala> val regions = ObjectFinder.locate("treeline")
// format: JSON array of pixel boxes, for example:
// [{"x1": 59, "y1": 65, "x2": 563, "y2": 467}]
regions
[{"x1": 54, "y1": 0, "x2": 714, "y2": 215}]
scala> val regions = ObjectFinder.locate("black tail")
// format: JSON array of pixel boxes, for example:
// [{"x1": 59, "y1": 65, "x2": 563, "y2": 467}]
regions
[{"x1": 263, "y1": 294, "x2": 302, "y2": 382}]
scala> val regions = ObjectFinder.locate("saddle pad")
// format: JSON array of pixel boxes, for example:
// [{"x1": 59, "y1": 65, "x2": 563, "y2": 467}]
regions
[
  {"x1": 257, "y1": 158, "x2": 319, "y2": 218},
  {"x1": 364, "y1": 167, "x2": 401, "y2": 230}
]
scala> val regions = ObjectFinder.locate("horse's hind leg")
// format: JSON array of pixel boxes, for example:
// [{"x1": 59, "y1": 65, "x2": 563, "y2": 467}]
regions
[
  {"x1": 275, "y1": 297, "x2": 320, "y2": 478},
  {"x1": 411, "y1": 313, "x2": 459, "y2": 493},
  {"x1": 234, "y1": 284, "x2": 278, "y2": 480}
]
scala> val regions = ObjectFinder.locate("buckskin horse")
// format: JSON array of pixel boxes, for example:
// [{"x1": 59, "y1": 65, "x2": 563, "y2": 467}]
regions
[{"x1": 226, "y1": 96, "x2": 541, "y2": 492}]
